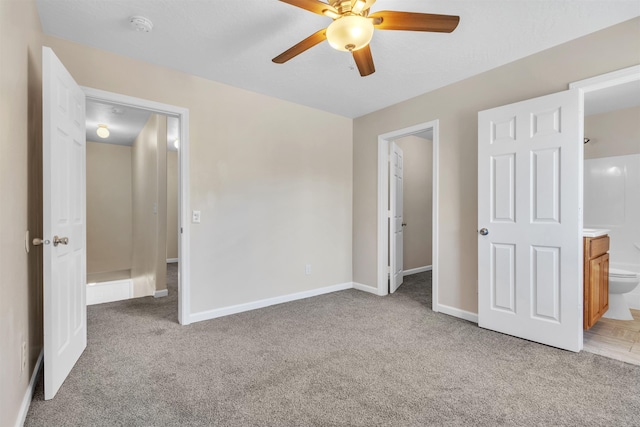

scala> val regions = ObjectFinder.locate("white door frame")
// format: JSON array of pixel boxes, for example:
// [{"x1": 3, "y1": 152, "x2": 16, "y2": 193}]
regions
[
  {"x1": 377, "y1": 120, "x2": 439, "y2": 310},
  {"x1": 569, "y1": 64, "x2": 640, "y2": 338},
  {"x1": 569, "y1": 64, "x2": 640, "y2": 94},
  {"x1": 82, "y1": 87, "x2": 192, "y2": 325}
]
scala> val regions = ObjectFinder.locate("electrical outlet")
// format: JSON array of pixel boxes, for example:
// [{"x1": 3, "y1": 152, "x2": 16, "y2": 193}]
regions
[
  {"x1": 21, "y1": 340, "x2": 27, "y2": 373},
  {"x1": 192, "y1": 210, "x2": 201, "y2": 223},
  {"x1": 305, "y1": 264, "x2": 311, "y2": 275}
]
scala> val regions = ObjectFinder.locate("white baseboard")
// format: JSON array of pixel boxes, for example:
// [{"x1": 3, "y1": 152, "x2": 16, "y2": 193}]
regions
[
  {"x1": 189, "y1": 282, "x2": 353, "y2": 324},
  {"x1": 436, "y1": 303, "x2": 478, "y2": 323},
  {"x1": 154, "y1": 289, "x2": 169, "y2": 298},
  {"x1": 87, "y1": 279, "x2": 133, "y2": 305},
  {"x1": 166, "y1": 258, "x2": 178, "y2": 264},
  {"x1": 353, "y1": 282, "x2": 385, "y2": 296},
  {"x1": 403, "y1": 265, "x2": 432, "y2": 276},
  {"x1": 16, "y1": 349, "x2": 43, "y2": 427}
]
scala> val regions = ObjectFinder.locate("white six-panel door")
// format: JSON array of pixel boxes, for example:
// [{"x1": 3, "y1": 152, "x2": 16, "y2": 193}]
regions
[
  {"x1": 478, "y1": 89, "x2": 583, "y2": 352},
  {"x1": 43, "y1": 47, "x2": 87, "y2": 399},
  {"x1": 390, "y1": 142, "x2": 404, "y2": 293}
]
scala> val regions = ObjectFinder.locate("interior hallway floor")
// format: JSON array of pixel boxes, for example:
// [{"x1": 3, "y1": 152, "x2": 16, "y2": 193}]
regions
[
  {"x1": 25, "y1": 267, "x2": 640, "y2": 426},
  {"x1": 584, "y1": 309, "x2": 640, "y2": 366}
]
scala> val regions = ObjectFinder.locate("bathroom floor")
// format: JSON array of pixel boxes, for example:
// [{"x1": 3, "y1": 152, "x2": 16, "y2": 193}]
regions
[{"x1": 583, "y1": 309, "x2": 640, "y2": 365}]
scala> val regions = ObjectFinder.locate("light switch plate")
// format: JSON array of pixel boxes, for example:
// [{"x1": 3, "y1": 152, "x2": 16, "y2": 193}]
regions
[{"x1": 192, "y1": 210, "x2": 201, "y2": 223}]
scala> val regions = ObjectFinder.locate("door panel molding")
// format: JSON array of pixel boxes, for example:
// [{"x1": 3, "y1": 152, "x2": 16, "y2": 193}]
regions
[{"x1": 478, "y1": 89, "x2": 582, "y2": 352}]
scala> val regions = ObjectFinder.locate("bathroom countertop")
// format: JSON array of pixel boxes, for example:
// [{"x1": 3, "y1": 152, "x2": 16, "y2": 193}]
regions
[{"x1": 583, "y1": 228, "x2": 610, "y2": 238}]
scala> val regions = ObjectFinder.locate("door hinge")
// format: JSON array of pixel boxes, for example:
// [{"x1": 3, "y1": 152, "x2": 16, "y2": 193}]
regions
[
  {"x1": 388, "y1": 210, "x2": 392, "y2": 218},
  {"x1": 180, "y1": 227, "x2": 183, "y2": 234}
]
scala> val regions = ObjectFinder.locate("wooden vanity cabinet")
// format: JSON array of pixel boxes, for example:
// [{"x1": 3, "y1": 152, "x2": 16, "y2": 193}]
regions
[{"x1": 584, "y1": 235, "x2": 609, "y2": 330}]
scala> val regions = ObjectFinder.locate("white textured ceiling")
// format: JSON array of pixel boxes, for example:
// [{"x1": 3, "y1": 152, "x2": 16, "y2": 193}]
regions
[
  {"x1": 86, "y1": 100, "x2": 151, "y2": 146},
  {"x1": 37, "y1": 0, "x2": 640, "y2": 118},
  {"x1": 86, "y1": 100, "x2": 179, "y2": 151}
]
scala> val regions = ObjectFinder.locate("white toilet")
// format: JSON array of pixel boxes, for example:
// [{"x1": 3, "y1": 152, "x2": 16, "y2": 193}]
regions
[{"x1": 603, "y1": 267, "x2": 640, "y2": 321}]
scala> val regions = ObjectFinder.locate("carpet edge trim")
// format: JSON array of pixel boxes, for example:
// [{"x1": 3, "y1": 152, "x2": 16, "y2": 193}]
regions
[{"x1": 189, "y1": 282, "x2": 354, "y2": 323}]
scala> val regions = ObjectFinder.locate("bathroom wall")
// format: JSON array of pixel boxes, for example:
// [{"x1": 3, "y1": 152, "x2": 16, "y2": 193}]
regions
[
  {"x1": 131, "y1": 114, "x2": 168, "y2": 297},
  {"x1": 584, "y1": 153, "x2": 640, "y2": 308},
  {"x1": 585, "y1": 106, "x2": 640, "y2": 159},
  {"x1": 86, "y1": 141, "x2": 133, "y2": 275},
  {"x1": 584, "y1": 106, "x2": 640, "y2": 308},
  {"x1": 395, "y1": 135, "x2": 433, "y2": 271},
  {"x1": 166, "y1": 150, "x2": 179, "y2": 261}
]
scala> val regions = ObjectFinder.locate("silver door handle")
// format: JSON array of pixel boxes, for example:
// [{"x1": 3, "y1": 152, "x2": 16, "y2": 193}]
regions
[
  {"x1": 33, "y1": 238, "x2": 50, "y2": 246},
  {"x1": 53, "y1": 236, "x2": 69, "y2": 246},
  {"x1": 479, "y1": 228, "x2": 489, "y2": 236}
]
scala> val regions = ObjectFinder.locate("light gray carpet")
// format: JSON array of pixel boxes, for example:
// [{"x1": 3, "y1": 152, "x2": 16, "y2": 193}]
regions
[{"x1": 26, "y1": 267, "x2": 640, "y2": 426}]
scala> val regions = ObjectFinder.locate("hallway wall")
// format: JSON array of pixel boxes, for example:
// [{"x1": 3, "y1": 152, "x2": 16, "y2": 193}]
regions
[
  {"x1": 395, "y1": 135, "x2": 433, "y2": 271},
  {"x1": 86, "y1": 141, "x2": 133, "y2": 275},
  {"x1": 166, "y1": 150, "x2": 179, "y2": 261},
  {"x1": 131, "y1": 114, "x2": 168, "y2": 296}
]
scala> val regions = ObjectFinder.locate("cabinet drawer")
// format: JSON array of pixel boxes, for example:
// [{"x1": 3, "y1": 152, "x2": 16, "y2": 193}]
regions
[{"x1": 588, "y1": 236, "x2": 609, "y2": 259}]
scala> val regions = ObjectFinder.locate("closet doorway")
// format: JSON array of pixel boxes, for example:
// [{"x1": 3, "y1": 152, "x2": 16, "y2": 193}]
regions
[{"x1": 377, "y1": 120, "x2": 440, "y2": 312}]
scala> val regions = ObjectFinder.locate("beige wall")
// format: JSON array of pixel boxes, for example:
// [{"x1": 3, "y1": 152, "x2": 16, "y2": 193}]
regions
[
  {"x1": 166, "y1": 150, "x2": 179, "y2": 260},
  {"x1": 86, "y1": 141, "x2": 133, "y2": 274},
  {"x1": 0, "y1": 0, "x2": 43, "y2": 425},
  {"x1": 395, "y1": 136, "x2": 432, "y2": 271},
  {"x1": 43, "y1": 34, "x2": 353, "y2": 313},
  {"x1": 584, "y1": 106, "x2": 640, "y2": 159},
  {"x1": 131, "y1": 114, "x2": 168, "y2": 296},
  {"x1": 353, "y1": 18, "x2": 640, "y2": 314}
]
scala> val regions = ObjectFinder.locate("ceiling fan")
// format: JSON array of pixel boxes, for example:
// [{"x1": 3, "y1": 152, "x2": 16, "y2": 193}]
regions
[{"x1": 272, "y1": 0, "x2": 460, "y2": 77}]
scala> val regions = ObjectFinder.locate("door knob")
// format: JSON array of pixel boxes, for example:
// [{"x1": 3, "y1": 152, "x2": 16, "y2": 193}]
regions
[
  {"x1": 402, "y1": 223, "x2": 407, "y2": 227},
  {"x1": 33, "y1": 238, "x2": 50, "y2": 246},
  {"x1": 53, "y1": 236, "x2": 69, "y2": 247},
  {"x1": 479, "y1": 228, "x2": 489, "y2": 236}
]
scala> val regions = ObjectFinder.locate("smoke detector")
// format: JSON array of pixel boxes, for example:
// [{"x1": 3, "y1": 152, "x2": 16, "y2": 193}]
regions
[{"x1": 130, "y1": 16, "x2": 153, "y2": 33}]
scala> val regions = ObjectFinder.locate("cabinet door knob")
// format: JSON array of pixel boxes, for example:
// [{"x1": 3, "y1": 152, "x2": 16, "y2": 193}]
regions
[{"x1": 479, "y1": 228, "x2": 489, "y2": 236}]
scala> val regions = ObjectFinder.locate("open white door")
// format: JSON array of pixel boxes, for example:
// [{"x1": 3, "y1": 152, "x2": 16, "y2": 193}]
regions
[
  {"x1": 390, "y1": 142, "x2": 404, "y2": 293},
  {"x1": 42, "y1": 47, "x2": 87, "y2": 399},
  {"x1": 478, "y1": 89, "x2": 583, "y2": 352}
]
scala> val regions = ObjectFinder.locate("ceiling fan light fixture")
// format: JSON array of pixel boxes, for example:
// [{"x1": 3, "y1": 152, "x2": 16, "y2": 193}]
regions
[
  {"x1": 322, "y1": 9, "x2": 340, "y2": 19},
  {"x1": 352, "y1": 0, "x2": 367, "y2": 14},
  {"x1": 326, "y1": 15, "x2": 374, "y2": 52},
  {"x1": 96, "y1": 124, "x2": 110, "y2": 139}
]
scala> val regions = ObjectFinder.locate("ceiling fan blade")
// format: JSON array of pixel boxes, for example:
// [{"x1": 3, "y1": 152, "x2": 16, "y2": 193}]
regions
[
  {"x1": 352, "y1": 45, "x2": 375, "y2": 77},
  {"x1": 272, "y1": 29, "x2": 327, "y2": 64},
  {"x1": 278, "y1": 0, "x2": 338, "y2": 16},
  {"x1": 369, "y1": 11, "x2": 460, "y2": 33}
]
